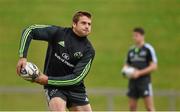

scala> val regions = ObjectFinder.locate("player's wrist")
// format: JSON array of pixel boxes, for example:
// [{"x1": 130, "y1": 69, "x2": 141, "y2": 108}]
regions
[
  {"x1": 137, "y1": 70, "x2": 143, "y2": 76},
  {"x1": 19, "y1": 57, "x2": 27, "y2": 61},
  {"x1": 35, "y1": 74, "x2": 48, "y2": 85},
  {"x1": 19, "y1": 53, "x2": 27, "y2": 58}
]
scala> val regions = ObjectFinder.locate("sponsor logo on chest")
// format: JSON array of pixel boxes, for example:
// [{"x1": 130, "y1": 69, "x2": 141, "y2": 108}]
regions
[
  {"x1": 139, "y1": 50, "x2": 147, "y2": 56},
  {"x1": 129, "y1": 51, "x2": 146, "y2": 62},
  {"x1": 62, "y1": 53, "x2": 70, "y2": 60},
  {"x1": 55, "y1": 53, "x2": 74, "y2": 67}
]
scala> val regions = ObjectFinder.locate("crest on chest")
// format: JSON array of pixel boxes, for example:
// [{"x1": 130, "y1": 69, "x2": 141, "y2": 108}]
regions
[{"x1": 74, "y1": 52, "x2": 83, "y2": 59}]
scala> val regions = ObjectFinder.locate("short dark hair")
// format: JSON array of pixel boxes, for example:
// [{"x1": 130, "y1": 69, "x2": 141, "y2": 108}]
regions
[
  {"x1": 73, "y1": 11, "x2": 91, "y2": 23},
  {"x1": 133, "y1": 27, "x2": 145, "y2": 35}
]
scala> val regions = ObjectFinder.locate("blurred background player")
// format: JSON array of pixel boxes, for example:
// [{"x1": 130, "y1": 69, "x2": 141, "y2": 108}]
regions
[
  {"x1": 122, "y1": 27, "x2": 158, "y2": 111},
  {"x1": 16, "y1": 11, "x2": 95, "y2": 111}
]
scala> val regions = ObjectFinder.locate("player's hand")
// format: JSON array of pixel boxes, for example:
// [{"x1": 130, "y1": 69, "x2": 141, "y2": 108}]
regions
[
  {"x1": 34, "y1": 73, "x2": 48, "y2": 85},
  {"x1": 16, "y1": 58, "x2": 27, "y2": 75},
  {"x1": 131, "y1": 70, "x2": 141, "y2": 79}
]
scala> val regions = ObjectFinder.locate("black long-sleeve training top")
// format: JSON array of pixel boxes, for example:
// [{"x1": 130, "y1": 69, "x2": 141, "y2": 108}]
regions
[{"x1": 18, "y1": 24, "x2": 95, "y2": 87}]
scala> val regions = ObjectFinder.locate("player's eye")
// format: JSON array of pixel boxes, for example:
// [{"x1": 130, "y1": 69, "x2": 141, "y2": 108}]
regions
[
  {"x1": 88, "y1": 23, "x2": 91, "y2": 26},
  {"x1": 81, "y1": 21, "x2": 86, "y2": 25}
]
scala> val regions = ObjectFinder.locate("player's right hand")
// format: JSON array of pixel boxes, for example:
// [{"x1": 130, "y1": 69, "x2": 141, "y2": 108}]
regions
[{"x1": 16, "y1": 58, "x2": 27, "y2": 75}]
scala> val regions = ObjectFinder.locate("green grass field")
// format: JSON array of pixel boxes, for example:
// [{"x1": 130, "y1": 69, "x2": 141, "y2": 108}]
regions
[{"x1": 0, "y1": 0, "x2": 180, "y2": 110}]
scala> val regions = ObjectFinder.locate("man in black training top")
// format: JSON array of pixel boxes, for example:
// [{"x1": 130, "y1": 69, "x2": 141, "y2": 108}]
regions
[
  {"x1": 16, "y1": 11, "x2": 95, "y2": 111},
  {"x1": 122, "y1": 28, "x2": 158, "y2": 111}
]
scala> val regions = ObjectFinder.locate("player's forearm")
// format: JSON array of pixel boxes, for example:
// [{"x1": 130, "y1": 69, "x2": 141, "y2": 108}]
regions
[
  {"x1": 47, "y1": 59, "x2": 93, "y2": 86},
  {"x1": 34, "y1": 59, "x2": 92, "y2": 86},
  {"x1": 19, "y1": 31, "x2": 33, "y2": 58},
  {"x1": 35, "y1": 70, "x2": 88, "y2": 86},
  {"x1": 19, "y1": 25, "x2": 56, "y2": 58},
  {"x1": 139, "y1": 63, "x2": 157, "y2": 76},
  {"x1": 36, "y1": 73, "x2": 82, "y2": 86}
]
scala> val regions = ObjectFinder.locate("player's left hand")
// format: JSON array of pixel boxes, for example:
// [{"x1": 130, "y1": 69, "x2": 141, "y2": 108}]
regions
[
  {"x1": 131, "y1": 70, "x2": 141, "y2": 79},
  {"x1": 35, "y1": 73, "x2": 48, "y2": 85}
]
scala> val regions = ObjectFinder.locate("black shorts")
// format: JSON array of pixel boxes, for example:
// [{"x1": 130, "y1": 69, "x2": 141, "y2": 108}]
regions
[
  {"x1": 44, "y1": 84, "x2": 89, "y2": 108},
  {"x1": 127, "y1": 79, "x2": 153, "y2": 99}
]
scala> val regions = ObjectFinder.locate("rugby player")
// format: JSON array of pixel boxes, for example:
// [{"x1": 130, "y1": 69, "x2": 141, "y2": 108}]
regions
[
  {"x1": 16, "y1": 11, "x2": 95, "y2": 111},
  {"x1": 123, "y1": 27, "x2": 158, "y2": 111}
]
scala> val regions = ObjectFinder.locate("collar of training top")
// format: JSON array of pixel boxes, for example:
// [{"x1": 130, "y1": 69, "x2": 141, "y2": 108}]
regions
[{"x1": 70, "y1": 28, "x2": 87, "y2": 40}]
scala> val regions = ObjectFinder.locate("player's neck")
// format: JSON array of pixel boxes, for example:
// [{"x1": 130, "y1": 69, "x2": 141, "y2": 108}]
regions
[
  {"x1": 136, "y1": 41, "x2": 145, "y2": 48},
  {"x1": 72, "y1": 28, "x2": 82, "y2": 37}
]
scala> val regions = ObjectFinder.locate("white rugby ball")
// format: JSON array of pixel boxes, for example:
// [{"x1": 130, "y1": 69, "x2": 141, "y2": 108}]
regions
[
  {"x1": 20, "y1": 62, "x2": 39, "y2": 81},
  {"x1": 121, "y1": 66, "x2": 136, "y2": 78}
]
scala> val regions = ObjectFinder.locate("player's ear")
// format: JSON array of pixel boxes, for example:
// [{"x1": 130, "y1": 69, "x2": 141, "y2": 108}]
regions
[{"x1": 72, "y1": 22, "x2": 77, "y2": 28}]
